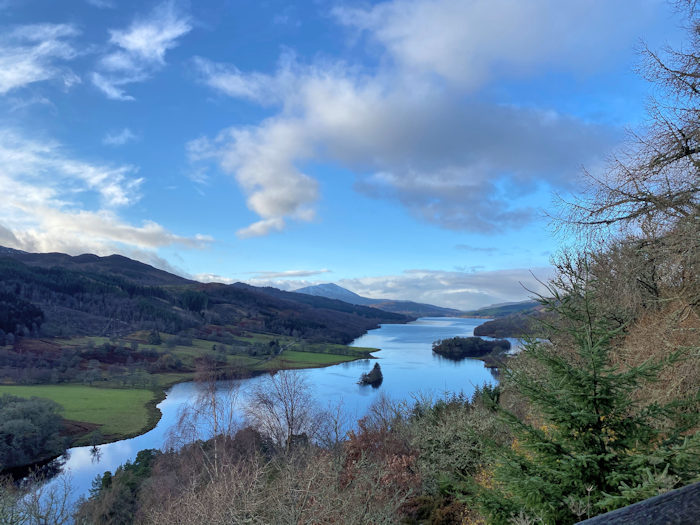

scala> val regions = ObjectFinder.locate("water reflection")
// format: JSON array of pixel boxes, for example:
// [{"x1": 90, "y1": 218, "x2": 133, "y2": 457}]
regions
[{"x1": 89, "y1": 446, "x2": 101, "y2": 464}]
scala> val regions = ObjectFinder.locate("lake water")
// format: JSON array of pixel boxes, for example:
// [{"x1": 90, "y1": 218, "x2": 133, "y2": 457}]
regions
[{"x1": 49, "y1": 317, "x2": 512, "y2": 506}]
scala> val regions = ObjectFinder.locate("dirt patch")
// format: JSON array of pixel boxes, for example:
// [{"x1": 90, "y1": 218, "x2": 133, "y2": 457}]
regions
[
  {"x1": 60, "y1": 418, "x2": 100, "y2": 441},
  {"x1": 14, "y1": 338, "x2": 64, "y2": 358}
]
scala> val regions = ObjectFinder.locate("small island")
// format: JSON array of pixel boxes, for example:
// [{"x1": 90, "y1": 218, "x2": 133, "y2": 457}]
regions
[
  {"x1": 432, "y1": 336, "x2": 510, "y2": 367},
  {"x1": 359, "y1": 362, "x2": 383, "y2": 387}
]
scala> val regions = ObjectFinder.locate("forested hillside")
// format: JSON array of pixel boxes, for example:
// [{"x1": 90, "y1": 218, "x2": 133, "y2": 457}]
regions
[
  {"x1": 0, "y1": 251, "x2": 409, "y2": 344},
  {"x1": 462, "y1": 300, "x2": 539, "y2": 318},
  {"x1": 0, "y1": 250, "x2": 409, "y2": 470}
]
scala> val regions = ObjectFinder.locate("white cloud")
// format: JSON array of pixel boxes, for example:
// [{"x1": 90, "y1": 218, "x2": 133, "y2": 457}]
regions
[
  {"x1": 6, "y1": 94, "x2": 53, "y2": 112},
  {"x1": 0, "y1": 128, "x2": 211, "y2": 258},
  {"x1": 190, "y1": 117, "x2": 319, "y2": 238},
  {"x1": 194, "y1": 273, "x2": 237, "y2": 284},
  {"x1": 241, "y1": 267, "x2": 553, "y2": 310},
  {"x1": 195, "y1": 268, "x2": 331, "y2": 285},
  {"x1": 251, "y1": 269, "x2": 331, "y2": 279},
  {"x1": 0, "y1": 23, "x2": 80, "y2": 95},
  {"x1": 92, "y1": 1, "x2": 191, "y2": 100},
  {"x1": 194, "y1": 55, "x2": 613, "y2": 235},
  {"x1": 191, "y1": 0, "x2": 666, "y2": 237},
  {"x1": 339, "y1": 268, "x2": 553, "y2": 309},
  {"x1": 194, "y1": 56, "x2": 291, "y2": 105},
  {"x1": 91, "y1": 72, "x2": 136, "y2": 101},
  {"x1": 103, "y1": 127, "x2": 138, "y2": 146},
  {"x1": 0, "y1": 129, "x2": 142, "y2": 207},
  {"x1": 333, "y1": 0, "x2": 657, "y2": 89}
]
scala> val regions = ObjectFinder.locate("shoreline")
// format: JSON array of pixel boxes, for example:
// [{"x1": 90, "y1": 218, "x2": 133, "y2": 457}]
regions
[{"x1": 2, "y1": 350, "x2": 381, "y2": 477}]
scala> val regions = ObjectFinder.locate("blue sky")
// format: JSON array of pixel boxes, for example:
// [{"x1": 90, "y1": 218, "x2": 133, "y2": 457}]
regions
[{"x1": 0, "y1": 0, "x2": 685, "y2": 309}]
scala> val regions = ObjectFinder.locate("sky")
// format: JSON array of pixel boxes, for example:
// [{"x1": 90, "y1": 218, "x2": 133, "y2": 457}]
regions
[{"x1": 0, "y1": 0, "x2": 686, "y2": 309}]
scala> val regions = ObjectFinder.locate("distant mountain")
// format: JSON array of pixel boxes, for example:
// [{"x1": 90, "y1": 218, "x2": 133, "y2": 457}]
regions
[
  {"x1": 294, "y1": 283, "x2": 376, "y2": 305},
  {"x1": 295, "y1": 283, "x2": 463, "y2": 317},
  {"x1": 471, "y1": 301, "x2": 552, "y2": 339},
  {"x1": 462, "y1": 300, "x2": 540, "y2": 318},
  {"x1": 0, "y1": 247, "x2": 409, "y2": 343}
]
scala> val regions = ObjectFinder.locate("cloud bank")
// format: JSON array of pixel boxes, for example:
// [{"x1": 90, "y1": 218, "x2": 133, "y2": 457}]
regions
[
  {"x1": 242, "y1": 266, "x2": 553, "y2": 310},
  {"x1": 0, "y1": 129, "x2": 210, "y2": 260},
  {"x1": 190, "y1": 0, "x2": 656, "y2": 237}
]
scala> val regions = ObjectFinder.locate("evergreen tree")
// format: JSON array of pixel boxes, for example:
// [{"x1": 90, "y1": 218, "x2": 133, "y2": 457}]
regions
[{"x1": 480, "y1": 272, "x2": 700, "y2": 524}]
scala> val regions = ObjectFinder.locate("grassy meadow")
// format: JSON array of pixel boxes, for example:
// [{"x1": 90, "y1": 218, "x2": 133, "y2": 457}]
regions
[
  {"x1": 0, "y1": 331, "x2": 378, "y2": 444},
  {"x1": 0, "y1": 384, "x2": 156, "y2": 443}
]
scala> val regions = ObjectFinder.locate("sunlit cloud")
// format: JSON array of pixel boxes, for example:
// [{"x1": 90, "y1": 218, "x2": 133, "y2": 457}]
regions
[
  {"x1": 0, "y1": 128, "x2": 211, "y2": 260},
  {"x1": 332, "y1": 0, "x2": 653, "y2": 89},
  {"x1": 193, "y1": 273, "x2": 237, "y2": 285},
  {"x1": 250, "y1": 269, "x2": 331, "y2": 279},
  {"x1": 190, "y1": 0, "x2": 654, "y2": 236}
]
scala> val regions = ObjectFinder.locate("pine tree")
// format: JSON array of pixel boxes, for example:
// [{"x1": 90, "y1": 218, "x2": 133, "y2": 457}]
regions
[{"x1": 480, "y1": 271, "x2": 700, "y2": 524}]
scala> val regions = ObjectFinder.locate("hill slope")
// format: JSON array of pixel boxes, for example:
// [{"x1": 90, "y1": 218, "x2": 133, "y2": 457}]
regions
[
  {"x1": 461, "y1": 300, "x2": 540, "y2": 318},
  {"x1": 472, "y1": 302, "x2": 551, "y2": 338},
  {"x1": 0, "y1": 248, "x2": 409, "y2": 344}
]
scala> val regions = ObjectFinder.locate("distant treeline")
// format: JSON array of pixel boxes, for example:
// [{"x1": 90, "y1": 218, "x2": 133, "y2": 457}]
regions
[
  {"x1": 0, "y1": 333, "x2": 291, "y2": 386},
  {"x1": 0, "y1": 291, "x2": 44, "y2": 339},
  {"x1": 474, "y1": 312, "x2": 542, "y2": 338}
]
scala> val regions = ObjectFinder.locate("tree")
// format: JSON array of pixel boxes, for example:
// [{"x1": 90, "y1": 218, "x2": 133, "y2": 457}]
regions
[
  {"x1": 480, "y1": 274, "x2": 700, "y2": 524},
  {"x1": 244, "y1": 370, "x2": 319, "y2": 452},
  {"x1": 167, "y1": 376, "x2": 242, "y2": 481},
  {"x1": 0, "y1": 394, "x2": 67, "y2": 470},
  {"x1": 1, "y1": 472, "x2": 72, "y2": 525},
  {"x1": 146, "y1": 330, "x2": 161, "y2": 345},
  {"x1": 561, "y1": 1, "x2": 699, "y2": 239},
  {"x1": 75, "y1": 449, "x2": 160, "y2": 525},
  {"x1": 359, "y1": 362, "x2": 384, "y2": 386},
  {"x1": 557, "y1": 2, "x2": 700, "y2": 321}
]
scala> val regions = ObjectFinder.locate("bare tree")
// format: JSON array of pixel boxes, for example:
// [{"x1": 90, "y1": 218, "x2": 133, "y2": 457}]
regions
[
  {"x1": 316, "y1": 399, "x2": 352, "y2": 452},
  {"x1": 560, "y1": 1, "x2": 699, "y2": 239},
  {"x1": 166, "y1": 377, "x2": 242, "y2": 481},
  {"x1": 244, "y1": 370, "x2": 320, "y2": 452},
  {"x1": 0, "y1": 474, "x2": 72, "y2": 525}
]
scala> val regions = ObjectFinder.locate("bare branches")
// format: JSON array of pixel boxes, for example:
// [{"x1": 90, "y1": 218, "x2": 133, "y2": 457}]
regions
[
  {"x1": 559, "y1": 4, "x2": 700, "y2": 241},
  {"x1": 244, "y1": 371, "x2": 320, "y2": 453},
  {"x1": 0, "y1": 473, "x2": 73, "y2": 525}
]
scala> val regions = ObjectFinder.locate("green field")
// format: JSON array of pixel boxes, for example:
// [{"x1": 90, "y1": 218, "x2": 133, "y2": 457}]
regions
[
  {"x1": 258, "y1": 350, "x2": 360, "y2": 369},
  {"x1": 256, "y1": 345, "x2": 376, "y2": 370},
  {"x1": 1, "y1": 333, "x2": 379, "y2": 444},
  {"x1": 63, "y1": 332, "x2": 378, "y2": 371},
  {"x1": 0, "y1": 384, "x2": 156, "y2": 442}
]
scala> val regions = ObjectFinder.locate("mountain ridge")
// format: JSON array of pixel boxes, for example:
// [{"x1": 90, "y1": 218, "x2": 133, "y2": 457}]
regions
[
  {"x1": 0, "y1": 247, "x2": 410, "y2": 344},
  {"x1": 294, "y1": 283, "x2": 463, "y2": 317}
]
